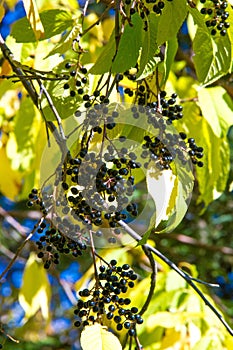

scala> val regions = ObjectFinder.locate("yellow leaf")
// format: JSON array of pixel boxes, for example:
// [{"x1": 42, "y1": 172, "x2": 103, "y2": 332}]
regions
[
  {"x1": 81, "y1": 324, "x2": 122, "y2": 350},
  {"x1": 0, "y1": 146, "x2": 22, "y2": 200},
  {"x1": 160, "y1": 328, "x2": 182, "y2": 349},
  {"x1": 23, "y1": 0, "x2": 44, "y2": 40},
  {"x1": 146, "y1": 311, "x2": 202, "y2": 330},
  {"x1": 19, "y1": 252, "x2": 51, "y2": 321},
  {"x1": 0, "y1": 6, "x2": 5, "y2": 22},
  {"x1": 5, "y1": 0, "x2": 18, "y2": 9},
  {"x1": 225, "y1": 334, "x2": 233, "y2": 349}
]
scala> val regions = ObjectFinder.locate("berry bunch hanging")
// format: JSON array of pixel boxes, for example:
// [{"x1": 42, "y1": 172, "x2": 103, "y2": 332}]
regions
[
  {"x1": 199, "y1": 0, "x2": 230, "y2": 36},
  {"x1": 74, "y1": 260, "x2": 143, "y2": 336}
]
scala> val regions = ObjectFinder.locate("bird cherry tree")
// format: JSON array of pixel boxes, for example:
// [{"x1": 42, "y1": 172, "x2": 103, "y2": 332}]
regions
[{"x1": 0, "y1": 0, "x2": 233, "y2": 349}]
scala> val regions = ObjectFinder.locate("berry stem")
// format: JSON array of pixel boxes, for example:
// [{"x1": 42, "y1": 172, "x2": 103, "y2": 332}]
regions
[
  {"x1": 0, "y1": 324, "x2": 19, "y2": 344},
  {"x1": 89, "y1": 230, "x2": 100, "y2": 288},
  {"x1": 139, "y1": 246, "x2": 157, "y2": 316}
]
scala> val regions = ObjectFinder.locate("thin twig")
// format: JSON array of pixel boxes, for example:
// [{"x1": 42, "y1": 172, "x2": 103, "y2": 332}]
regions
[
  {"x1": 157, "y1": 232, "x2": 233, "y2": 256},
  {"x1": 0, "y1": 206, "x2": 29, "y2": 236},
  {"x1": 0, "y1": 245, "x2": 26, "y2": 262},
  {"x1": 81, "y1": 3, "x2": 113, "y2": 37},
  {"x1": 38, "y1": 82, "x2": 67, "y2": 143},
  {"x1": 0, "y1": 325, "x2": 20, "y2": 343},
  {"x1": 52, "y1": 270, "x2": 77, "y2": 305},
  {"x1": 0, "y1": 34, "x2": 38, "y2": 106},
  {"x1": 119, "y1": 220, "x2": 233, "y2": 336},
  {"x1": 0, "y1": 218, "x2": 44, "y2": 282},
  {"x1": 89, "y1": 230, "x2": 100, "y2": 287},
  {"x1": 0, "y1": 74, "x2": 67, "y2": 81}
]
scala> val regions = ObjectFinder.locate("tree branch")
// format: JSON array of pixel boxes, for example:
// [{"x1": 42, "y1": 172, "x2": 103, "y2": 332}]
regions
[
  {"x1": 119, "y1": 220, "x2": 233, "y2": 336},
  {"x1": 0, "y1": 218, "x2": 44, "y2": 282},
  {"x1": 156, "y1": 232, "x2": 233, "y2": 256},
  {"x1": 0, "y1": 34, "x2": 68, "y2": 157},
  {"x1": 0, "y1": 206, "x2": 29, "y2": 236}
]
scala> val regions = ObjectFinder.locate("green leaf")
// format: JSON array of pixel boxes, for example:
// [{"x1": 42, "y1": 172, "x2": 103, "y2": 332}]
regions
[
  {"x1": 196, "y1": 86, "x2": 233, "y2": 206},
  {"x1": 6, "y1": 98, "x2": 38, "y2": 172},
  {"x1": 188, "y1": 6, "x2": 208, "y2": 30},
  {"x1": 166, "y1": 270, "x2": 187, "y2": 292},
  {"x1": 137, "y1": 56, "x2": 161, "y2": 81},
  {"x1": 40, "y1": 61, "x2": 84, "y2": 121},
  {"x1": 23, "y1": 0, "x2": 44, "y2": 40},
  {"x1": 45, "y1": 23, "x2": 81, "y2": 58},
  {"x1": 198, "y1": 86, "x2": 233, "y2": 137},
  {"x1": 14, "y1": 98, "x2": 35, "y2": 153},
  {"x1": 156, "y1": 0, "x2": 187, "y2": 45},
  {"x1": 160, "y1": 36, "x2": 178, "y2": 86},
  {"x1": 19, "y1": 252, "x2": 51, "y2": 321},
  {"x1": 192, "y1": 332, "x2": 223, "y2": 350},
  {"x1": 178, "y1": 99, "x2": 231, "y2": 208},
  {"x1": 89, "y1": 31, "x2": 115, "y2": 74},
  {"x1": 136, "y1": 13, "x2": 160, "y2": 79},
  {"x1": 11, "y1": 9, "x2": 74, "y2": 43},
  {"x1": 193, "y1": 29, "x2": 232, "y2": 85},
  {"x1": 190, "y1": 6, "x2": 233, "y2": 85},
  {"x1": 90, "y1": 13, "x2": 143, "y2": 74},
  {"x1": 137, "y1": 230, "x2": 151, "y2": 246},
  {"x1": 80, "y1": 324, "x2": 122, "y2": 350}
]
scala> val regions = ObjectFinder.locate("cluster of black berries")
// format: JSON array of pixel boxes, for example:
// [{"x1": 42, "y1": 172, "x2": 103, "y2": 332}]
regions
[
  {"x1": 56, "y1": 149, "x2": 140, "y2": 241},
  {"x1": 129, "y1": 106, "x2": 203, "y2": 169},
  {"x1": 148, "y1": 91, "x2": 183, "y2": 125},
  {"x1": 45, "y1": 104, "x2": 142, "y2": 242},
  {"x1": 141, "y1": 135, "x2": 175, "y2": 170},
  {"x1": 126, "y1": 85, "x2": 184, "y2": 125},
  {"x1": 35, "y1": 223, "x2": 87, "y2": 269},
  {"x1": 200, "y1": 0, "x2": 230, "y2": 36},
  {"x1": 128, "y1": 0, "x2": 173, "y2": 21},
  {"x1": 151, "y1": 0, "x2": 173, "y2": 15},
  {"x1": 63, "y1": 62, "x2": 90, "y2": 101},
  {"x1": 179, "y1": 133, "x2": 204, "y2": 167},
  {"x1": 63, "y1": 62, "x2": 113, "y2": 108},
  {"x1": 27, "y1": 188, "x2": 47, "y2": 215},
  {"x1": 74, "y1": 260, "x2": 143, "y2": 336},
  {"x1": 75, "y1": 103, "x2": 120, "y2": 130}
]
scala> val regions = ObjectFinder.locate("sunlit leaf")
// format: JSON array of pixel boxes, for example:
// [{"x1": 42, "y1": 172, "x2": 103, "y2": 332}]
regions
[
  {"x1": 19, "y1": 252, "x2": 51, "y2": 321},
  {"x1": 45, "y1": 22, "x2": 81, "y2": 58},
  {"x1": 178, "y1": 99, "x2": 231, "y2": 208},
  {"x1": 146, "y1": 311, "x2": 202, "y2": 329},
  {"x1": 80, "y1": 324, "x2": 122, "y2": 350},
  {"x1": 198, "y1": 86, "x2": 233, "y2": 137},
  {"x1": 0, "y1": 146, "x2": 22, "y2": 199},
  {"x1": 147, "y1": 168, "x2": 175, "y2": 230},
  {"x1": 22, "y1": 0, "x2": 44, "y2": 40},
  {"x1": 190, "y1": 7, "x2": 233, "y2": 85},
  {"x1": 11, "y1": 9, "x2": 74, "y2": 43},
  {"x1": 166, "y1": 270, "x2": 187, "y2": 292},
  {"x1": 192, "y1": 331, "x2": 223, "y2": 350},
  {"x1": 160, "y1": 36, "x2": 178, "y2": 86},
  {"x1": 137, "y1": 13, "x2": 159, "y2": 79}
]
